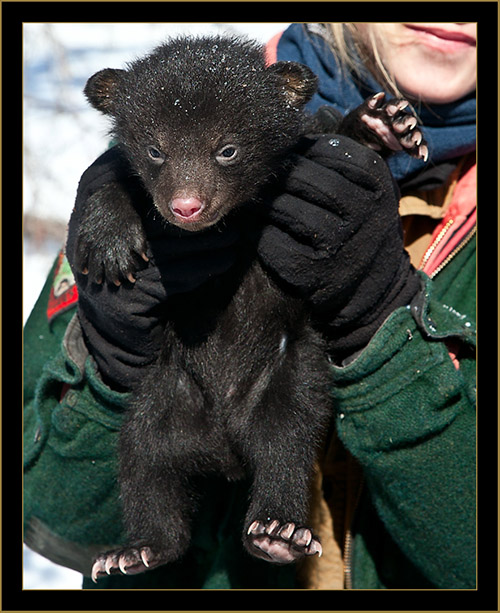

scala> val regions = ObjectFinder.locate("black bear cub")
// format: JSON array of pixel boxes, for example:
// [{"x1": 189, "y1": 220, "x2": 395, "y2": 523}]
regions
[{"x1": 68, "y1": 35, "x2": 427, "y2": 581}]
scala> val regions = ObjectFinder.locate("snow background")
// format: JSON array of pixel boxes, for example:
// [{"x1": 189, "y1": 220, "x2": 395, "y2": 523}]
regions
[{"x1": 23, "y1": 21, "x2": 290, "y2": 589}]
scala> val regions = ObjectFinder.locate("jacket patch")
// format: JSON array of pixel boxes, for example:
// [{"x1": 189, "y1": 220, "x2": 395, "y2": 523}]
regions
[{"x1": 47, "y1": 251, "x2": 78, "y2": 322}]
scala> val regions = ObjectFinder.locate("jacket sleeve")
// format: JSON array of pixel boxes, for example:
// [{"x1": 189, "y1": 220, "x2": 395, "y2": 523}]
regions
[
  {"x1": 331, "y1": 273, "x2": 476, "y2": 588},
  {"x1": 24, "y1": 258, "x2": 130, "y2": 575}
]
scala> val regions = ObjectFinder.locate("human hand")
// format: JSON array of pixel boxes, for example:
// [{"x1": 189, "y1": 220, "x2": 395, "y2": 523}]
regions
[{"x1": 258, "y1": 134, "x2": 421, "y2": 361}]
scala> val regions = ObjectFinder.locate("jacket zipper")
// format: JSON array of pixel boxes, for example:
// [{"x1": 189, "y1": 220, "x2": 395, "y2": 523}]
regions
[
  {"x1": 343, "y1": 476, "x2": 364, "y2": 589},
  {"x1": 419, "y1": 218, "x2": 455, "y2": 270},
  {"x1": 343, "y1": 527, "x2": 354, "y2": 589},
  {"x1": 428, "y1": 226, "x2": 476, "y2": 279}
]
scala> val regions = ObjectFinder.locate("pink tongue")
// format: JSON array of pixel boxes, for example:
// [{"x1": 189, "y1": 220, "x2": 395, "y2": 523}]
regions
[{"x1": 171, "y1": 197, "x2": 204, "y2": 219}]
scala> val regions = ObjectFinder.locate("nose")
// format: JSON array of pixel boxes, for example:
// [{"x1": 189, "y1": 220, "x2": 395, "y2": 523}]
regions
[{"x1": 169, "y1": 197, "x2": 205, "y2": 220}]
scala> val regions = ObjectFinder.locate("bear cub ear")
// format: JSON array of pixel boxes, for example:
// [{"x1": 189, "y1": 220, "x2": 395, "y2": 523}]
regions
[
  {"x1": 266, "y1": 61, "x2": 318, "y2": 108},
  {"x1": 84, "y1": 68, "x2": 126, "y2": 115}
]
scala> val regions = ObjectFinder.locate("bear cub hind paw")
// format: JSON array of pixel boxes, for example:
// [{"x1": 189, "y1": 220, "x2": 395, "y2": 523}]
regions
[
  {"x1": 245, "y1": 519, "x2": 322, "y2": 564},
  {"x1": 91, "y1": 545, "x2": 163, "y2": 582}
]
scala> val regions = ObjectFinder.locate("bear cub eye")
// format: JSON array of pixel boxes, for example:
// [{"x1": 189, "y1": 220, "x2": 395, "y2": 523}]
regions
[
  {"x1": 215, "y1": 145, "x2": 239, "y2": 166},
  {"x1": 147, "y1": 146, "x2": 165, "y2": 164}
]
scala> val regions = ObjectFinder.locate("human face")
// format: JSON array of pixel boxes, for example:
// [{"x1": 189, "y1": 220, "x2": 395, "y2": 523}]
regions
[{"x1": 358, "y1": 23, "x2": 476, "y2": 104}]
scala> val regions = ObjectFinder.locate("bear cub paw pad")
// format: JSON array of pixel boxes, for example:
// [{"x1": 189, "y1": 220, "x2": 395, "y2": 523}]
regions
[
  {"x1": 361, "y1": 92, "x2": 429, "y2": 161},
  {"x1": 246, "y1": 519, "x2": 322, "y2": 564}
]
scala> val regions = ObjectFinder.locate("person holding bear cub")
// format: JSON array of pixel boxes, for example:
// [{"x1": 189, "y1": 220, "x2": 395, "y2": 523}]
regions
[{"x1": 24, "y1": 23, "x2": 476, "y2": 589}]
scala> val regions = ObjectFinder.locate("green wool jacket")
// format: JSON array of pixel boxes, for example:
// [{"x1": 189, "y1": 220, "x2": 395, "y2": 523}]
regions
[{"x1": 23, "y1": 231, "x2": 476, "y2": 589}]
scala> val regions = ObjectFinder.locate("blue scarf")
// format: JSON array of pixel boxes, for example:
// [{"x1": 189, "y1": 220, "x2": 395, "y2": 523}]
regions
[{"x1": 276, "y1": 24, "x2": 476, "y2": 182}]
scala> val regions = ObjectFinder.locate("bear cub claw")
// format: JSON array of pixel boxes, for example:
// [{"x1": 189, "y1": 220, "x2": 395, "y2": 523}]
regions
[
  {"x1": 245, "y1": 519, "x2": 322, "y2": 564},
  {"x1": 360, "y1": 92, "x2": 429, "y2": 161},
  {"x1": 91, "y1": 545, "x2": 164, "y2": 582},
  {"x1": 73, "y1": 183, "x2": 150, "y2": 287}
]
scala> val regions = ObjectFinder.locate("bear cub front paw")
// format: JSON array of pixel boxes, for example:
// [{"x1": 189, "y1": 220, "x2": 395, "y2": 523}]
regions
[
  {"x1": 74, "y1": 183, "x2": 149, "y2": 286},
  {"x1": 359, "y1": 92, "x2": 429, "y2": 161}
]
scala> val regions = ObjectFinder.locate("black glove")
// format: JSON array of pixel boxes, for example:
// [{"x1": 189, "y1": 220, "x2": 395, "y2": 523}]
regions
[
  {"x1": 258, "y1": 134, "x2": 421, "y2": 362},
  {"x1": 66, "y1": 147, "x2": 241, "y2": 391}
]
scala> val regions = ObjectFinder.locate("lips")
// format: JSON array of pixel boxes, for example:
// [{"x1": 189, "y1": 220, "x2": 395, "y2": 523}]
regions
[{"x1": 405, "y1": 24, "x2": 476, "y2": 49}]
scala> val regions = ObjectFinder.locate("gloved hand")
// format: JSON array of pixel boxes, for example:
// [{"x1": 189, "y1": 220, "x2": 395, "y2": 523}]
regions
[
  {"x1": 66, "y1": 147, "x2": 241, "y2": 391},
  {"x1": 258, "y1": 134, "x2": 422, "y2": 363}
]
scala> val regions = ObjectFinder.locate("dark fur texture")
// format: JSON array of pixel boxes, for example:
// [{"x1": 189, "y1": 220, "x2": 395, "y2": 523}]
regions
[
  {"x1": 83, "y1": 36, "x2": 331, "y2": 578},
  {"x1": 84, "y1": 36, "x2": 317, "y2": 235},
  {"x1": 80, "y1": 35, "x2": 427, "y2": 579}
]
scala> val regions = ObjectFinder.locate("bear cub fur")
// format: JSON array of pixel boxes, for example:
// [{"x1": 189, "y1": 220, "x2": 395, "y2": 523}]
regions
[{"x1": 68, "y1": 35, "x2": 427, "y2": 581}]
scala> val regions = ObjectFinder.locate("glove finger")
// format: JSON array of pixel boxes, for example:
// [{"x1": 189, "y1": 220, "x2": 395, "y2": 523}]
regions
[
  {"x1": 75, "y1": 146, "x2": 132, "y2": 206},
  {"x1": 130, "y1": 264, "x2": 170, "y2": 302},
  {"x1": 292, "y1": 135, "x2": 396, "y2": 200},
  {"x1": 258, "y1": 225, "x2": 325, "y2": 296},
  {"x1": 76, "y1": 293, "x2": 163, "y2": 391},
  {"x1": 263, "y1": 193, "x2": 345, "y2": 250},
  {"x1": 303, "y1": 134, "x2": 386, "y2": 178},
  {"x1": 281, "y1": 154, "x2": 380, "y2": 222}
]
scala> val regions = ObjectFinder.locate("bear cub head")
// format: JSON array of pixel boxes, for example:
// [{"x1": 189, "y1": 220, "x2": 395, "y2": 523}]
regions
[{"x1": 84, "y1": 35, "x2": 317, "y2": 232}]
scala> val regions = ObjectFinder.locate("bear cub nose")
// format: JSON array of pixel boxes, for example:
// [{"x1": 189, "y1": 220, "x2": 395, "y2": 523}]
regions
[{"x1": 170, "y1": 197, "x2": 205, "y2": 220}]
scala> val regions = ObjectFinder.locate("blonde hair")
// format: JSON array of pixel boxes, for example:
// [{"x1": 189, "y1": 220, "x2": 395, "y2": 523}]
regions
[{"x1": 323, "y1": 23, "x2": 403, "y2": 98}]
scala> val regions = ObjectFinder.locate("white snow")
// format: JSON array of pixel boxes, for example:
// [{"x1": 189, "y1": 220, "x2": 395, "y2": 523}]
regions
[{"x1": 23, "y1": 21, "x2": 290, "y2": 589}]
